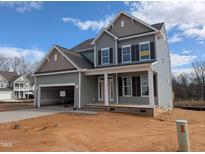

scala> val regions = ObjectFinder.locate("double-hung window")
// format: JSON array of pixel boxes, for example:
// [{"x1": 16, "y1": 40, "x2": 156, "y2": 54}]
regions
[
  {"x1": 122, "y1": 45, "x2": 131, "y2": 63},
  {"x1": 141, "y1": 75, "x2": 149, "y2": 96},
  {"x1": 139, "y1": 42, "x2": 150, "y2": 61},
  {"x1": 122, "y1": 76, "x2": 132, "y2": 96},
  {"x1": 101, "y1": 48, "x2": 110, "y2": 65}
]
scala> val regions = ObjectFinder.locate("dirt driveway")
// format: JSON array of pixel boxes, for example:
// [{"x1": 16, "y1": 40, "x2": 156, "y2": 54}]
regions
[{"x1": 0, "y1": 108, "x2": 205, "y2": 152}]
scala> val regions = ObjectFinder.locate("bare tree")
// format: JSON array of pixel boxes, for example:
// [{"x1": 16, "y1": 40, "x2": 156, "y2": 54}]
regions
[{"x1": 192, "y1": 61, "x2": 205, "y2": 100}]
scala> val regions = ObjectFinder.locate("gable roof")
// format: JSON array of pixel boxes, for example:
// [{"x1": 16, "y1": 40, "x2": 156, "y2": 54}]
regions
[
  {"x1": 151, "y1": 23, "x2": 164, "y2": 30},
  {"x1": 91, "y1": 28, "x2": 118, "y2": 44},
  {"x1": 71, "y1": 38, "x2": 94, "y2": 52},
  {"x1": 0, "y1": 71, "x2": 19, "y2": 82},
  {"x1": 106, "y1": 11, "x2": 158, "y2": 32},
  {"x1": 56, "y1": 45, "x2": 93, "y2": 69}
]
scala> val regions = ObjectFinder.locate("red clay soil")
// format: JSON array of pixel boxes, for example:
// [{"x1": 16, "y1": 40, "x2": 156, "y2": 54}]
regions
[{"x1": 0, "y1": 108, "x2": 205, "y2": 152}]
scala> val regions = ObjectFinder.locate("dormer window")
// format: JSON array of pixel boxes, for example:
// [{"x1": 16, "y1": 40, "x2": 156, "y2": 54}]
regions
[
  {"x1": 54, "y1": 54, "x2": 57, "y2": 61},
  {"x1": 121, "y1": 20, "x2": 125, "y2": 27}
]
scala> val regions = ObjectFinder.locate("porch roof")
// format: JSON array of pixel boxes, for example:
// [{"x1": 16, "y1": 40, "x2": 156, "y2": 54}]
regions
[{"x1": 85, "y1": 61, "x2": 157, "y2": 75}]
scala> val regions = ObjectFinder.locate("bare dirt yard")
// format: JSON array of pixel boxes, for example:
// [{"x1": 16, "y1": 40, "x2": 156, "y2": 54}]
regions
[
  {"x1": 0, "y1": 103, "x2": 33, "y2": 112},
  {"x1": 0, "y1": 108, "x2": 205, "y2": 152}
]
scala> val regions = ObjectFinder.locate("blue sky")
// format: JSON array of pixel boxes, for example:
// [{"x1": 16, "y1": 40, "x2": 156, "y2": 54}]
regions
[{"x1": 0, "y1": 1, "x2": 205, "y2": 74}]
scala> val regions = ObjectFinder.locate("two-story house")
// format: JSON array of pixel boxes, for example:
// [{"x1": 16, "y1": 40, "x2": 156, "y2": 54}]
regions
[
  {"x1": 0, "y1": 71, "x2": 33, "y2": 100},
  {"x1": 33, "y1": 11, "x2": 172, "y2": 115}
]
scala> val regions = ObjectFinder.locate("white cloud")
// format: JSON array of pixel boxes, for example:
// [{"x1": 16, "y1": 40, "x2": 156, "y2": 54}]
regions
[
  {"x1": 0, "y1": 1, "x2": 43, "y2": 13},
  {"x1": 182, "y1": 49, "x2": 192, "y2": 54},
  {"x1": 0, "y1": 46, "x2": 45, "y2": 62},
  {"x1": 172, "y1": 68, "x2": 194, "y2": 75},
  {"x1": 126, "y1": 1, "x2": 205, "y2": 40},
  {"x1": 198, "y1": 41, "x2": 204, "y2": 44},
  {"x1": 170, "y1": 53, "x2": 196, "y2": 67},
  {"x1": 168, "y1": 33, "x2": 184, "y2": 43},
  {"x1": 62, "y1": 15, "x2": 114, "y2": 31}
]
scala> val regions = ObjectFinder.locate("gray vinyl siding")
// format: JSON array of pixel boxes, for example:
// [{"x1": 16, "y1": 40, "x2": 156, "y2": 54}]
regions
[
  {"x1": 80, "y1": 50, "x2": 94, "y2": 64},
  {"x1": 95, "y1": 32, "x2": 116, "y2": 67},
  {"x1": 108, "y1": 13, "x2": 152, "y2": 38},
  {"x1": 35, "y1": 72, "x2": 80, "y2": 108},
  {"x1": 118, "y1": 72, "x2": 158, "y2": 105},
  {"x1": 118, "y1": 35, "x2": 155, "y2": 47},
  {"x1": 152, "y1": 25, "x2": 172, "y2": 109},
  {"x1": 81, "y1": 74, "x2": 98, "y2": 106}
]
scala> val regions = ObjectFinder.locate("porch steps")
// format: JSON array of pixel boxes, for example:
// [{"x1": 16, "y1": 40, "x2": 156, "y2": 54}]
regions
[{"x1": 83, "y1": 104, "x2": 106, "y2": 111}]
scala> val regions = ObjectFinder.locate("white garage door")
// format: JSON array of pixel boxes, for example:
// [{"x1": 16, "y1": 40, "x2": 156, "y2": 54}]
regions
[{"x1": 0, "y1": 92, "x2": 12, "y2": 100}]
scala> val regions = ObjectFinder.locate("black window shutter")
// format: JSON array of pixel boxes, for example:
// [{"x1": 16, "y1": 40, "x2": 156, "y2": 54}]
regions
[
  {"x1": 109, "y1": 48, "x2": 113, "y2": 64},
  {"x1": 136, "y1": 44, "x2": 139, "y2": 61},
  {"x1": 132, "y1": 77, "x2": 137, "y2": 96},
  {"x1": 136, "y1": 76, "x2": 141, "y2": 96},
  {"x1": 118, "y1": 77, "x2": 122, "y2": 96},
  {"x1": 98, "y1": 50, "x2": 101, "y2": 65},
  {"x1": 131, "y1": 45, "x2": 136, "y2": 62},
  {"x1": 118, "y1": 47, "x2": 122, "y2": 63},
  {"x1": 150, "y1": 42, "x2": 155, "y2": 59},
  {"x1": 154, "y1": 74, "x2": 157, "y2": 97}
]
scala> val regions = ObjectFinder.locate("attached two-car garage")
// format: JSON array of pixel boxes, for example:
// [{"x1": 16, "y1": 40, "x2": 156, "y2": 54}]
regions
[{"x1": 40, "y1": 85, "x2": 75, "y2": 107}]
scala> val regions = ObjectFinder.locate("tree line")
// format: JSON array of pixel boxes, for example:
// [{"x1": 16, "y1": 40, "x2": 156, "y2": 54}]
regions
[
  {"x1": 0, "y1": 54, "x2": 39, "y2": 75},
  {"x1": 172, "y1": 61, "x2": 205, "y2": 100}
]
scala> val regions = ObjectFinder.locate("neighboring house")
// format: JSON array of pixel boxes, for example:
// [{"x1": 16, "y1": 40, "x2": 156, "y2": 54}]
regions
[
  {"x1": 33, "y1": 11, "x2": 172, "y2": 112},
  {"x1": 0, "y1": 71, "x2": 33, "y2": 100}
]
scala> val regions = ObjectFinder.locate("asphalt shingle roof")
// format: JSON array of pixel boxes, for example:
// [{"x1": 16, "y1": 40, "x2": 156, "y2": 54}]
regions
[
  {"x1": 151, "y1": 23, "x2": 164, "y2": 30},
  {"x1": 0, "y1": 71, "x2": 19, "y2": 82},
  {"x1": 71, "y1": 38, "x2": 94, "y2": 52},
  {"x1": 55, "y1": 45, "x2": 94, "y2": 69}
]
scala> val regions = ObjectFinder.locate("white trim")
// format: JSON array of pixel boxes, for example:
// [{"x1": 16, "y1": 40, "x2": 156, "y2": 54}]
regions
[
  {"x1": 139, "y1": 41, "x2": 151, "y2": 61},
  {"x1": 122, "y1": 76, "x2": 132, "y2": 97},
  {"x1": 33, "y1": 70, "x2": 80, "y2": 76},
  {"x1": 91, "y1": 29, "x2": 118, "y2": 45},
  {"x1": 140, "y1": 75, "x2": 149, "y2": 97},
  {"x1": 116, "y1": 73, "x2": 119, "y2": 104},
  {"x1": 106, "y1": 11, "x2": 158, "y2": 32},
  {"x1": 85, "y1": 63, "x2": 151, "y2": 75},
  {"x1": 101, "y1": 47, "x2": 110, "y2": 65},
  {"x1": 94, "y1": 45, "x2": 96, "y2": 67},
  {"x1": 39, "y1": 83, "x2": 75, "y2": 88},
  {"x1": 104, "y1": 73, "x2": 109, "y2": 106},
  {"x1": 79, "y1": 72, "x2": 81, "y2": 109},
  {"x1": 37, "y1": 83, "x2": 76, "y2": 108},
  {"x1": 13, "y1": 75, "x2": 30, "y2": 83},
  {"x1": 119, "y1": 31, "x2": 157, "y2": 41},
  {"x1": 121, "y1": 44, "x2": 132, "y2": 63},
  {"x1": 98, "y1": 76, "x2": 114, "y2": 102}
]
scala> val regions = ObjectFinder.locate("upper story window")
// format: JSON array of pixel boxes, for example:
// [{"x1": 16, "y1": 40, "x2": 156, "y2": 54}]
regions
[
  {"x1": 101, "y1": 48, "x2": 110, "y2": 65},
  {"x1": 139, "y1": 42, "x2": 150, "y2": 61},
  {"x1": 122, "y1": 45, "x2": 131, "y2": 63},
  {"x1": 141, "y1": 75, "x2": 149, "y2": 96},
  {"x1": 54, "y1": 54, "x2": 58, "y2": 61},
  {"x1": 122, "y1": 76, "x2": 132, "y2": 96},
  {"x1": 121, "y1": 20, "x2": 125, "y2": 27}
]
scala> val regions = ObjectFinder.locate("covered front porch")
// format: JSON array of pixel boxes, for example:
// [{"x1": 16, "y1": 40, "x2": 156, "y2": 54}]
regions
[{"x1": 84, "y1": 63, "x2": 158, "y2": 109}]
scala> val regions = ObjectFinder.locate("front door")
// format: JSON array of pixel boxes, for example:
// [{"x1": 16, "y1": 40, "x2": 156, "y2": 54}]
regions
[{"x1": 98, "y1": 77, "x2": 114, "y2": 102}]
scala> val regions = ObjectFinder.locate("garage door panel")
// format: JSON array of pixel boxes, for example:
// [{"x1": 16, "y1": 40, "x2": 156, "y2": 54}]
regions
[
  {"x1": 0, "y1": 92, "x2": 12, "y2": 100},
  {"x1": 40, "y1": 86, "x2": 74, "y2": 106}
]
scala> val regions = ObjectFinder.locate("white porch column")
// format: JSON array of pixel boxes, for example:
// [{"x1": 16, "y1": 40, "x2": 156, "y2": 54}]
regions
[
  {"x1": 148, "y1": 69, "x2": 154, "y2": 106},
  {"x1": 104, "y1": 73, "x2": 109, "y2": 106},
  {"x1": 116, "y1": 73, "x2": 119, "y2": 104}
]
